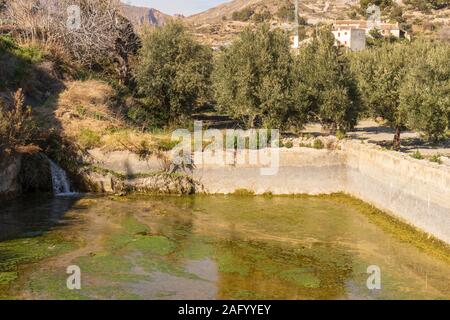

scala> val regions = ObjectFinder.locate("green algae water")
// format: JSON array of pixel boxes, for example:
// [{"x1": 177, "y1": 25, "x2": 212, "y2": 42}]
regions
[{"x1": 0, "y1": 194, "x2": 449, "y2": 300}]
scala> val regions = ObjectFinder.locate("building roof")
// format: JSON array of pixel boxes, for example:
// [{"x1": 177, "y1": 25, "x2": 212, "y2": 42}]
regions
[{"x1": 333, "y1": 20, "x2": 401, "y2": 31}]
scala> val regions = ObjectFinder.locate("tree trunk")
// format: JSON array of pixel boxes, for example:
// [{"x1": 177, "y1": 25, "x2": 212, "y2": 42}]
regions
[{"x1": 393, "y1": 126, "x2": 401, "y2": 151}]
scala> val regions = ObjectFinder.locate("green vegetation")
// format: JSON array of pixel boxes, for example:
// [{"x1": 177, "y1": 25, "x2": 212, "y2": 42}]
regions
[
  {"x1": 78, "y1": 128, "x2": 102, "y2": 149},
  {"x1": 312, "y1": 139, "x2": 325, "y2": 150},
  {"x1": 295, "y1": 28, "x2": 361, "y2": 133},
  {"x1": 429, "y1": 154, "x2": 442, "y2": 164},
  {"x1": 403, "y1": 0, "x2": 449, "y2": 10},
  {"x1": 351, "y1": 40, "x2": 449, "y2": 148},
  {"x1": 410, "y1": 150, "x2": 423, "y2": 159},
  {"x1": 400, "y1": 42, "x2": 449, "y2": 142},
  {"x1": 214, "y1": 25, "x2": 295, "y2": 129},
  {"x1": 0, "y1": 35, "x2": 42, "y2": 64},
  {"x1": 214, "y1": 25, "x2": 360, "y2": 133},
  {"x1": 0, "y1": 89, "x2": 37, "y2": 154},
  {"x1": 0, "y1": 0, "x2": 448, "y2": 164},
  {"x1": 134, "y1": 22, "x2": 213, "y2": 127},
  {"x1": 360, "y1": 0, "x2": 394, "y2": 11},
  {"x1": 0, "y1": 232, "x2": 77, "y2": 288},
  {"x1": 231, "y1": 7, "x2": 255, "y2": 22},
  {"x1": 0, "y1": 35, "x2": 43, "y2": 89}
]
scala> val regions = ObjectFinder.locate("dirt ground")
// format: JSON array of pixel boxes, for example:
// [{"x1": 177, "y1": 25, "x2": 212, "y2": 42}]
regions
[{"x1": 303, "y1": 120, "x2": 450, "y2": 165}]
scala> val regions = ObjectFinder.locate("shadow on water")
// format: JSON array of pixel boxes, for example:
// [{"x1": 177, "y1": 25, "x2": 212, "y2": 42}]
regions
[{"x1": 0, "y1": 195, "x2": 79, "y2": 242}]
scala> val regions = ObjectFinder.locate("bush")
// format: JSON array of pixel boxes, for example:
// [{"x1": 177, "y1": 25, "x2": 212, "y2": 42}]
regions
[
  {"x1": 276, "y1": 1, "x2": 307, "y2": 23},
  {"x1": 336, "y1": 130, "x2": 347, "y2": 140},
  {"x1": 283, "y1": 140, "x2": 294, "y2": 148},
  {"x1": 0, "y1": 89, "x2": 38, "y2": 154},
  {"x1": 253, "y1": 11, "x2": 272, "y2": 23},
  {"x1": 231, "y1": 7, "x2": 255, "y2": 21},
  {"x1": 410, "y1": 150, "x2": 423, "y2": 159},
  {"x1": 429, "y1": 154, "x2": 442, "y2": 164},
  {"x1": 312, "y1": 139, "x2": 325, "y2": 149},
  {"x1": 78, "y1": 128, "x2": 101, "y2": 150},
  {"x1": 134, "y1": 22, "x2": 213, "y2": 127}
]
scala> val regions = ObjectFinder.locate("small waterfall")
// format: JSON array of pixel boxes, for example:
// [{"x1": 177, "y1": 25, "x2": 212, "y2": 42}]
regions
[{"x1": 49, "y1": 160, "x2": 75, "y2": 196}]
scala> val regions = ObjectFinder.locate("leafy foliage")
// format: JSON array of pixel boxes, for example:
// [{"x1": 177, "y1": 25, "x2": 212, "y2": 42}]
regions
[
  {"x1": 213, "y1": 24, "x2": 297, "y2": 129},
  {"x1": 351, "y1": 40, "x2": 450, "y2": 146},
  {"x1": 295, "y1": 28, "x2": 361, "y2": 133},
  {"x1": 399, "y1": 41, "x2": 450, "y2": 142},
  {"x1": 350, "y1": 42, "x2": 409, "y2": 148},
  {"x1": 134, "y1": 21, "x2": 213, "y2": 127}
]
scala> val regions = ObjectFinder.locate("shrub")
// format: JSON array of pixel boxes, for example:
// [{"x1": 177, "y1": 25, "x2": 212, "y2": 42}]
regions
[
  {"x1": 410, "y1": 150, "x2": 423, "y2": 160},
  {"x1": 283, "y1": 140, "x2": 294, "y2": 148},
  {"x1": 231, "y1": 7, "x2": 255, "y2": 21},
  {"x1": 429, "y1": 154, "x2": 442, "y2": 164},
  {"x1": 0, "y1": 89, "x2": 38, "y2": 154},
  {"x1": 0, "y1": 36, "x2": 43, "y2": 89},
  {"x1": 312, "y1": 139, "x2": 325, "y2": 149},
  {"x1": 336, "y1": 130, "x2": 347, "y2": 140},
  {"x1": 78, "y1": 128, "x2": 101, "y2": 150}
]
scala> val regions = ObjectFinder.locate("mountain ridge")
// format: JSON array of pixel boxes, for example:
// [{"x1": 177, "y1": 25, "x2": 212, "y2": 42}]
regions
[{"x1": 119, "y1": 3, "x2": 172, "y2": 27}]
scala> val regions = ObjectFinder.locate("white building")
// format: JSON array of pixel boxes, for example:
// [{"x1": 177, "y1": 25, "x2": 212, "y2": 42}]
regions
[
  {"x1": 332, "y1": 28, "x2": 366, "y2": 52},
  {"x1": 333, "y1": 20, "x2": 408, "y2": 38},
  {"x1": 331, "y1": 20, "x2": 409, "y2": 51}
]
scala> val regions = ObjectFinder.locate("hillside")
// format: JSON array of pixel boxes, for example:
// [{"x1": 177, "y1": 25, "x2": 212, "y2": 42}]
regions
[
  {"x1": 185, "y1": 0, "x2": 449, "y2": 46},
  {"x1": 187, "y1": 0, "x2": 359, "y2": 25},
  {"x1": 119, "y1": 3, "x2": 172, "y2": 27}
]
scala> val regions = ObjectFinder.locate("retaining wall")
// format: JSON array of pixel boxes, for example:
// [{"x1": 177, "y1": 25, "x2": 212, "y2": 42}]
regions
[{"x1": 85, "y1": 142, "x2": 450, "y2": 243}]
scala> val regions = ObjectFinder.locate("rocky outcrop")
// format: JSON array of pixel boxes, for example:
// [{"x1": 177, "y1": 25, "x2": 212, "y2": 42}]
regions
[
  {"x1": 19, "y1": 153, "x2": 53, "y2": 193},
  {"x1": 118, "y1": 173, "x2": 199, "y2": 195},
  {"x1": 120, "y1": 4, "x2": 172, "y2": 27},
  {"x1": 0, "y1": 152, "x2": 54, "y2": 198},
  {"x1": 84, "y1": 169, "x2": 200, "y2": 195},
  {"x1": 0, "y1": 154, "x2": 22, "y2": 198}
]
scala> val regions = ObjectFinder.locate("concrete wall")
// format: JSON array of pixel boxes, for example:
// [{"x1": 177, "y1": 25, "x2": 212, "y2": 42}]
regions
[
  {"x1": 342, "y1": 141, "x2": 450, "y2": 244},
  {"x1": 87, "y1": 141, "x2": 450, "y2": 243},
  {"x1": 192, "y1": 142, "x2": 450, "y2": 243},
  {"x1": 193, "y1": 149, "x2": 346, "y2": 195}
]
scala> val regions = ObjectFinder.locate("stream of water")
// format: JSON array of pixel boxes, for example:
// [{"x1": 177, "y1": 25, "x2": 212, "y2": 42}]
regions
[
  {"x1": 49, "y1": 160, "x2": 74, "y2": 196},
  {"x1": 0, "y1": 194, "x2": 449, "y2": 300}
]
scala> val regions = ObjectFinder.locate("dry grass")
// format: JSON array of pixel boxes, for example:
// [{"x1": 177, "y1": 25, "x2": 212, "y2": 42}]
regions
[{"x1": 35, "y1": 79, "x2": 174, "y2": 152}]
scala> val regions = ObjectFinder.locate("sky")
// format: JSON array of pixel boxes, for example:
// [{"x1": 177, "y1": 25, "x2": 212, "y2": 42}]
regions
[{"x1": 121, "y1": 0, "x2": 230, "y2": 16}]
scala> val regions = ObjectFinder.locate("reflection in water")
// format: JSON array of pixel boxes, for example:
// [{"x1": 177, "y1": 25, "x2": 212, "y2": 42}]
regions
[
  {"x1": 0, "y1": 196, "x2": 78, "y2": 241},
  {"x1": 0, "y1": 195, "x2": 449, "y2": 300}
]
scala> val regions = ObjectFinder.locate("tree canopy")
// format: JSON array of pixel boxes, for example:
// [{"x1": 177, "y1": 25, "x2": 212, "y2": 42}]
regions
[
  {"x1": 213, "y1": 24, "x2": 296, "y2": 129},
  {"x1": 134, "y1": 21, "x2": 213, "y2": 127}
]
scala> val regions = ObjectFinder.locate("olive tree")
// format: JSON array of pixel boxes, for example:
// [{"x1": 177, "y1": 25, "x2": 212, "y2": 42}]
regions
[
  {"x1": 400, "y1": 42, "x2": 450, "y2": 142},
  {"x1": 134, "y1": 21, "x2": 213, "y2": 126},
  {"x1": 352, "y1": 41, "x2": 449, "y2": 148},
  {"x1": 213, "y1": 24, "x2": 298, "y2": 129},
  {"x1": 295, "y1": 28, "x2": 361, "y2": 133},
  {"x1": 351, "y1": 42, "x2": 409, "y2": 149}
]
